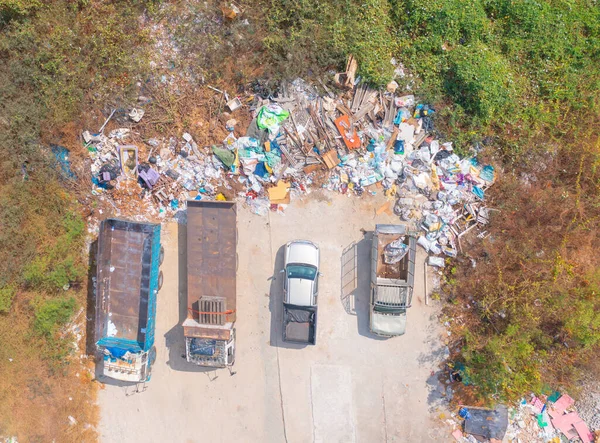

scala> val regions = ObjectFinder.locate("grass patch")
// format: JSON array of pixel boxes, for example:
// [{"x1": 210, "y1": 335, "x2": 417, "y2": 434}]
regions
[
  {"x1": 0, "y1": 285, "x2": 16, "y2": 313},
  {"x1": 34, "y1": 296, "x2": 76, "y2": 337}
]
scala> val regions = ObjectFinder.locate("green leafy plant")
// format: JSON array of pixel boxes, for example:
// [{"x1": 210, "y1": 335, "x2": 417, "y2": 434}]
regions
[{"x1": 33, "y1": 296, "x2": 76, "y2": 338}]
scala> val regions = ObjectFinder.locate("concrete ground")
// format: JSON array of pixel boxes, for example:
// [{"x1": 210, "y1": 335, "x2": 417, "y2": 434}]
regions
[{"x1": 98, "y1": 192, "x2": 451, "y2": 443}]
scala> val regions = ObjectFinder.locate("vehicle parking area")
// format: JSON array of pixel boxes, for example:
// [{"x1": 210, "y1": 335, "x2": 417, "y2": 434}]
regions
[{"x1": 99, "y1": 193, "x2": 450, "y2": 443}]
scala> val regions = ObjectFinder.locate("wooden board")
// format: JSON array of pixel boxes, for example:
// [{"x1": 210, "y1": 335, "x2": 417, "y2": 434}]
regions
[{"x1": 321, "y1": 150, "x2": 339, "y2": 169}]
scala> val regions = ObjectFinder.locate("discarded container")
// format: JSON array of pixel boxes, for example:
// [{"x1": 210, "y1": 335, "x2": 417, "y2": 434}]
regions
[
  {"x1": 119, "y1": 145, "x2": 139, "y2": 179},
  {"x1": 393, "y1": 139, "x2": 405, "y2": 155},
  {"x1": 227, "y1": 97, "x2": 242, "y2": 112}
]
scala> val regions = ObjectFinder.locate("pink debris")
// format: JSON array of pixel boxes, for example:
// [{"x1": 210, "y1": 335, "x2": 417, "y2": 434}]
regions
[
  {"x1": 530, "y1": 396, "x2": 545, "y2": 414},
  {"x1": 552, "y1": 411, "x2": 593, "y2": 442},
  {"x1": 573, "y1": 420, "x2": 593, "y2": 443},
  {"x1": 451, "y1": 429, "x2": 464, "y2": 442},
  {"x1": 548, "y1": 394, "x2": 575, "y2": 419}
]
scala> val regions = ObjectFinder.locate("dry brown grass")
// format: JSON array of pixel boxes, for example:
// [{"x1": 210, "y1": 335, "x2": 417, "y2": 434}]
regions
[
  {"x1": 443, "y1": 127, "x2": 600, "y2": 403},
  {"x1": 0, "y1": 293, "x2": 98, "y2": 442}
]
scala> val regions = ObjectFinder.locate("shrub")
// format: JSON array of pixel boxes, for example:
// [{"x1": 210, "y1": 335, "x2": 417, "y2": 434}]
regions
[
  {"x1": 444, "y1": 42, "x2": 517, "y2": 123},
  {"x1": 0, "y1": 286, "x2": 16, "y2": 313},
  {"x1": 331, "y1": 0, "x2": 397, "y2": 85},
  {"x1": 33, "y1": 296, "x2": 76, "y2": 338},
  {"x1": 23, "y1": 211, "x2": 85, "y2": 291}
]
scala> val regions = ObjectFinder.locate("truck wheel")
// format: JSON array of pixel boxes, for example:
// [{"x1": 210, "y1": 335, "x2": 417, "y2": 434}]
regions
[
  {"x1": 157, "y1": 271, "x2": 164, "y2": 291},
  {"x1": 159, "y1": 246, "x2": 165, "y2": 266}
]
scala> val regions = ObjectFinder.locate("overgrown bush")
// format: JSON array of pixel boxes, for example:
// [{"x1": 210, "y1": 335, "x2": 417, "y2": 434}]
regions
[
  {"x1": 261, "y1": 0, "x2": 397, "y2": 85},
  {"x1": 331, "y1": 0, "x2": 397, "y2": 85},
  {"x1": 446, "y1": 136, "x2": 600, "y2": 401},
  {"x1": 23, "y1": 212, "x2": 85, "y2": 291},
  {"x1": 444, "y1": 42, "x2": 517, "y2": 123},
  {"x1": 33, "y1": 296, "x2": 76, "y2": 338}
]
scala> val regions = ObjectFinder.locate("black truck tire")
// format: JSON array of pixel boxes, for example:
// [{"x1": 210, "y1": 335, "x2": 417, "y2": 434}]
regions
[{"x1": 157, "y1": 270, "x2": 164, "y2": 291}]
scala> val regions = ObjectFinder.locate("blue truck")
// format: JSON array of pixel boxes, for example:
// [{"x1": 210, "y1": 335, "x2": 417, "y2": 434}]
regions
[{"x1": 95, "y1": 219, "x2": 162, "y2": 383}]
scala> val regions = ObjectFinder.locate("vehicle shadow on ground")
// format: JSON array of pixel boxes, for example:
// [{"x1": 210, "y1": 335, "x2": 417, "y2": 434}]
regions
[
  {"x1": 268, "y1": 245, "x2": 308, "y2": 349},
  {"x1": 85, "y1": 239, "x2": 98, "y2": 357},
  {"x1": 342, "y1": 231, "x2": 388, "y2": 340},
  {"x1": 163, "y1": 223, "x2": 222, "y2": 376},
  {"x1": 419, "y1": 320, "x2": 452, "y2": 409}
]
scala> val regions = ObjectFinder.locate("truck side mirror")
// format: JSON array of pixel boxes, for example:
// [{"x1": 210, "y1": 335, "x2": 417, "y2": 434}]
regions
[
  {"x1": 279, "y1": 269, "x2": 285, "y2": 273},
  {"x1": 318, "y1": 272, "x2": 324, "y2": 277}
]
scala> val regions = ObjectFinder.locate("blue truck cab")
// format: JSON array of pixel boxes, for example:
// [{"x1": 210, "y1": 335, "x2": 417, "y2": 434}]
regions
[{"x1": 95, "y1": 219, "x2": 162, "y2": 383}]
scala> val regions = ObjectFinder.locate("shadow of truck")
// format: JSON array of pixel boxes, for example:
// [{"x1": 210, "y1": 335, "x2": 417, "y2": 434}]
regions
[{"x1": 340, "y1": 231, "x2": 388, "y2": 340}]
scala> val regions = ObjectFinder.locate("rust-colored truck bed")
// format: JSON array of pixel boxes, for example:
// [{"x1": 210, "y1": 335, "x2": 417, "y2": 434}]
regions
[{"x1": 184, "y1": 200, "x2": 237, "y2": 340}]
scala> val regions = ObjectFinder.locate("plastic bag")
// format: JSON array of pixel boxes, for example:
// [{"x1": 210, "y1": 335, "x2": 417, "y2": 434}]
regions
[
  {"x1": 384, "y1": 237, "x2": 408, "y2": 264},
  {"x1": 247, "y1": 197, "x2": 270, "y2": 216},
  {"x1": 212, "y1": 146, "x2": 235, "y2": 168},
  {"x1": 256, "y1": 104, "x2": 290, "y2": 135}
]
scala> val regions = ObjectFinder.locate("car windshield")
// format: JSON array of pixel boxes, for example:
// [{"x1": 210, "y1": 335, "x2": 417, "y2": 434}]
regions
[
  {"x1": 287, "y1": 264, "x2": 317, "y2": 280},
  {"x1": 374, "y1": 303, "x2": 405, "y2": 314}
]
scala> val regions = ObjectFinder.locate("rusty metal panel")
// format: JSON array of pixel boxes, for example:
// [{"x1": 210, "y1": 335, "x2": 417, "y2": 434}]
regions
[
  {"x1": 183, "y1": 326, "x2": 231, "y2": 341},
  {"x1": 95, "y1": 219, "x2": 160, "y2": 347},
  {"x1": 186, "y1": 201, "x2": 237, "y2": 325}
]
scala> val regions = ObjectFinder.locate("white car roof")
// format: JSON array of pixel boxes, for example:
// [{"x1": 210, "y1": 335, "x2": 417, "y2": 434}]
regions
[{"x1": 286, "y1": 241, "x2": 319, "y2": 267}]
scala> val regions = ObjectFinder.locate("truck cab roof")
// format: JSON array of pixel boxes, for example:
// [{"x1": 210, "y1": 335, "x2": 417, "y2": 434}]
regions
[
  {"x1": 286, "y1": 277, "x2": 315, "y2": 306},
  {"x1": 284, "y1": 240, "x2": 320, "y2": 308}
]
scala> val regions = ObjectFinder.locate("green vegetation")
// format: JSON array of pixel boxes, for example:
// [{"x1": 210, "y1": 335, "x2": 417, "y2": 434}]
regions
[
  {"x1": 34, "y1": 296, "x2": 76, "y2": 338},
  {"x1": 23, "y1": 212, "x2": 86, "y2": 291},
  {"x1": 0, "y1": 1, "x2": 154, "y2": 439},
  {"x1": 263, "y1": 0, "x2": 600, "y2": 136},
  {"x1": 0, "y1": 285, "x2": 16, "y2": 313},
  {"x1": 0, "y1": 0, "x2": 597, "y2": 430},
  {"x1": 447, "y1": 137, "x2": 600, "y2": 401}
]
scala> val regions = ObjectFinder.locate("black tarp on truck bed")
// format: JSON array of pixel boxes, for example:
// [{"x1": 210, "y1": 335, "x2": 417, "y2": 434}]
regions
[{"x1": 283, "y1": 304, "x2": 317, "y2": 345}]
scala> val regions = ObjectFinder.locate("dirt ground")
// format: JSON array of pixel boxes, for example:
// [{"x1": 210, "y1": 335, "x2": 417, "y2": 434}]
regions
[{"x1": 98, "y1": 193, "x2": 452, "y2": 442}]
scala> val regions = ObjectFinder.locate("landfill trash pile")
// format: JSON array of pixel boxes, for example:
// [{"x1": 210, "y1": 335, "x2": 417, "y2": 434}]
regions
[
  {"x1": 81, "y1": 75, "x2": 496, "y2": 253},
  {"x1": 447, "y1": 392, "x2": 599, "y2": 443}
]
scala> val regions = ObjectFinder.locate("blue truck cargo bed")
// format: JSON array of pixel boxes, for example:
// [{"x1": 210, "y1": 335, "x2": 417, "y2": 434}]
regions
[{"x1": 95, "y1": 219, "x2": 161, "y2": 355}]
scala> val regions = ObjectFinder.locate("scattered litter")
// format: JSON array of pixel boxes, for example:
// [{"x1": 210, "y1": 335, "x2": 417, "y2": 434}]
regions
[
  {"x1": 384, "y1": 237, "x2": 408, "y2": 264},
  {"x1": 129, "y1": 108, "x2": 144, "y2": 123},
  {"x1": 449, "y1": 390, "x2": 600, "y2": 443},
  {"x1": 80, "y1": 76, "x2": 497, "y2": 253},
  {"x1": 428, "y1": 256, "x2": 445, "y2": 268},
  {"x1": 227, "y1": 97, "x2": 242, "y2": 112}
]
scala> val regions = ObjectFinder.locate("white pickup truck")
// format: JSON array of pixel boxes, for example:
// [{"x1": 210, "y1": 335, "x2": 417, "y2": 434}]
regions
[
  {"x1": 370, "y1": 224, "x2": 416, "y2": 337},
  {"x1": 281, "y1": 240, "x2": 320, "y2": 345}
]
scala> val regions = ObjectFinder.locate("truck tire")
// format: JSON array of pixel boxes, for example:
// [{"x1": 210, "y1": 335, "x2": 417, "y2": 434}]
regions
[
  {"x1": 157, "y1": 271, "x2": 164, "y2": 291},
  {"x1": 159, "y1": 246, "x2": 164, "y2": 266},
  {"x1": 149, "y1": 346, "x2": 157, "y2": 365}
]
